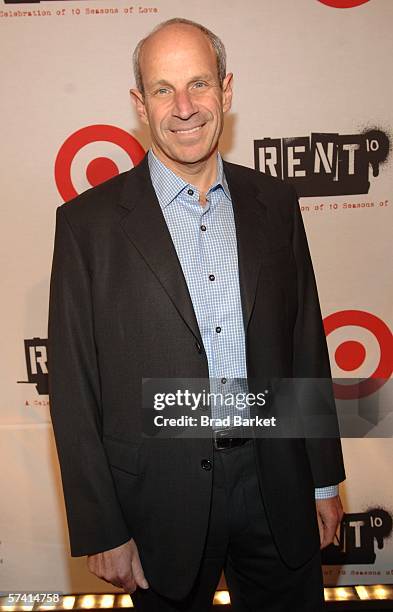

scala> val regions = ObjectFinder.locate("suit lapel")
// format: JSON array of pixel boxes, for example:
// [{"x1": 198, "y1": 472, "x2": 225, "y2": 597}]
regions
[
  {"x1": 118, "y1": 156, "x2": 203, "y2": 345},
  {"x1": 223, "y1": 161, "x2": 268, "y2": 330}
]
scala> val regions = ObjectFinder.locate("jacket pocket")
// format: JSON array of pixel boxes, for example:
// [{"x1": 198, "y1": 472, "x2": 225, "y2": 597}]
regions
[{"x1": 103, "y1": 434, "x2": 142, "y2": 476}]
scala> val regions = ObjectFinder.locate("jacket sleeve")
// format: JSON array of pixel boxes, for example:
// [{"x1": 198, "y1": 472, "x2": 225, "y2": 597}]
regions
[
  {"x1": 290, "y1": 187, "x2": 346, "y2": 488},
  {"x1": 48, "y1": 205, "x2": 131, "y2": 556}
]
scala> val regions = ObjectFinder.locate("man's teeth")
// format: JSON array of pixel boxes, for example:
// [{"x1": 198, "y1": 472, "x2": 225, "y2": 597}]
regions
[{"x1": 173, "y1": 125, "x2": 202, "y2": 134}]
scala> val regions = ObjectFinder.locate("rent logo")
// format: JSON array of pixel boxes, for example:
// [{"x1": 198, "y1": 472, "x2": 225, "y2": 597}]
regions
[
  {"x1": 254, "y1": 129, "x2": 389, "y2": 197},
  {"x1": 322, "y1": 508, "x2": 393, "y2": 565},
  {"x1": 17, "y1": 338, "x2": 48, "y2": 395}
]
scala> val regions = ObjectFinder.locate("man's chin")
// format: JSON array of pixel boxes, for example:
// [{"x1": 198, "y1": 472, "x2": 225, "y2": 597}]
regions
[
  {"x1": 167, "y1": 146, "x2": 217, "y2": 167},
  {"x1": 151, "y1": 141, "x2": 218, "y2": 168}
]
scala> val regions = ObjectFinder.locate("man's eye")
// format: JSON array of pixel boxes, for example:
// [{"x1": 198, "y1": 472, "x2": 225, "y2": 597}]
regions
[
  {"x1": 193, "y1": 81, "x2": 207, "y2": 89},
  {"x1": 155, "y1": 88, "x2": 170, "y2": 95}
]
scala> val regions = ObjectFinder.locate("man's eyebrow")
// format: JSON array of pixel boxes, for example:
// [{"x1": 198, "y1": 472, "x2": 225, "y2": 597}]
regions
[
  {"x1": 148, "y1": 79, "x2": 172, "y2": 88},
  {"x1": 189, "y1": 74, "x2": 215, "y2": 82}
]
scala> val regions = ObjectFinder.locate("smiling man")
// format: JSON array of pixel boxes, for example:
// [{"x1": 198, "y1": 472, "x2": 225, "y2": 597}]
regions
[
  {"x1": 131, "y1": 20, "x2": 233, "y2": 201},
  {"x1": 48, "y1": 18, "x2": 345, "y2": 612}
]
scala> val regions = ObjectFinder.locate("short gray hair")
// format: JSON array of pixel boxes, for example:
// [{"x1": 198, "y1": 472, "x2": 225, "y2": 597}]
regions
[{"x1": 132, "y1": 18, "x2": 227, "y2": 94}]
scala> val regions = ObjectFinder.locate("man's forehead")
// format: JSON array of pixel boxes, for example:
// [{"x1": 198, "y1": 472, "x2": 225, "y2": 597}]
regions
[
  {"x1": 140, "y1": 24, "x2": 215, "y2": 66},
  {"x1": 145, "y1": 23, "x2": 208, "y2": 47}
]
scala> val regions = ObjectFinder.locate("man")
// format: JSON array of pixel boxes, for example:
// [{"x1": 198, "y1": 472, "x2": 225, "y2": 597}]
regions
[{"x1": 48, "y1": 18, "x2": 345, "y2": 611}]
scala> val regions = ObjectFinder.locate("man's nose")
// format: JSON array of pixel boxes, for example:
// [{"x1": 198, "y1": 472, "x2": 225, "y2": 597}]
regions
[{"x1": 172, "y1": 89, "x2": 197, "y2": 120}]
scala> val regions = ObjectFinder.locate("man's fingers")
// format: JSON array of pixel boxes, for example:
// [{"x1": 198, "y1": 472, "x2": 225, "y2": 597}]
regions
[
  {"x1": 90, "y1": 566, "x2": 136, "y2": 592},
  {"x1": 316, "y1": 496, "x2": 344, "y2": 549},
  {"x1": 319, "y1": 512, "x2": 339, "y2": 548},
  {"x1": 131, "y1": 551, "x2": 149, "y2": 589},
  {"x1": 86, "y1": 538, "x2": 148, "y2": 593},
  {"x1": 120, "y1": 576, "x2": 137, "y2": 594},
  {"x1": 320, "y1": 518, "x2": 337, "y2": 548}
]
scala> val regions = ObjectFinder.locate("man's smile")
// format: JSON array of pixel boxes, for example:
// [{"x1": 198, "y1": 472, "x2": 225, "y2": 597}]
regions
[{"x1": 170, "y1": 123, "x2": 206, "y2": 134}]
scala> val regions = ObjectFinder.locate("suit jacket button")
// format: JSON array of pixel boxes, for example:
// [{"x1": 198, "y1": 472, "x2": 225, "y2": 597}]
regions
[{"x1": 201, "y1": 459, "x2": 212, "y2": 471}]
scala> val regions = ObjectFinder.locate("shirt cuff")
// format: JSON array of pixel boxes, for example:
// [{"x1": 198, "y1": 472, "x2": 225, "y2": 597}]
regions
[{"x1": 315, "y1": 485, "x2": 338, "y2": 499}]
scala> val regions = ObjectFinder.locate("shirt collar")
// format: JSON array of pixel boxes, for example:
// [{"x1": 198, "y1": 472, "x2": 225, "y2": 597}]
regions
[{"x1": 148, "y1": 148, "x2": 231, "y2": 209}]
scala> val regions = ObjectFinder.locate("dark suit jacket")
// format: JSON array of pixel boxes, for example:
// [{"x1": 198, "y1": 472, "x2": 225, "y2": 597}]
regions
[{"x1": 48, "y1": 155, "x2": 345, "y2": 600}]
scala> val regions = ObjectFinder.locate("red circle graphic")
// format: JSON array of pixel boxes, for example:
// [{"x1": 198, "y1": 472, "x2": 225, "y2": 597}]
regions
[
  {"x1": 86, "y1": 157, "x2": 119, "y2": 186},
  {"x1": 324, "y1": 310, "x2": 393, "y2": 399},
  {"x1": 55, "y1": 124, "x2": 145, "y2": 202},
  {"x1": 318, "y1": 0, "x2": 370, "y2": 7},
  {"x1": 335, "y1": 340, "x2": 366, "y2": 372}
]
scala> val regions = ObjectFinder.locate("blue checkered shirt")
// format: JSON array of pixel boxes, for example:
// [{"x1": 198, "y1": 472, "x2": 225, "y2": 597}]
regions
[{"x1": 148, "y1": 149, "x2": 337, "y2": 500}]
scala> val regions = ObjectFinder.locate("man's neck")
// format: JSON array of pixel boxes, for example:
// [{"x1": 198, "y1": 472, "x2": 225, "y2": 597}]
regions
[{"x1": 151, "y1": 146, "x2": 218, "y2": 203}]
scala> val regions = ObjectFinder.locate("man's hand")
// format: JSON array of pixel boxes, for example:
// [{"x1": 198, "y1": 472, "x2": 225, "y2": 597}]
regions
[
  {"x1": 87, "y1": 538, "x2": 149, "y2": 593},
  {"x1": 316, "y1": 495, "x2": 344, "y2": 549}
]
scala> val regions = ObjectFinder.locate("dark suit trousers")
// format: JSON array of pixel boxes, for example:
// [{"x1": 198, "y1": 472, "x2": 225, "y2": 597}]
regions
[{"x1": 132, "y1": 440, "x2": 325, "y2": 611}]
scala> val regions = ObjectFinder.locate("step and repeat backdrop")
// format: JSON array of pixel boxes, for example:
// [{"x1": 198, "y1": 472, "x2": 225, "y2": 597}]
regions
[{"x1": 1, "y1": 0, "x2": 392, "y2": 594}]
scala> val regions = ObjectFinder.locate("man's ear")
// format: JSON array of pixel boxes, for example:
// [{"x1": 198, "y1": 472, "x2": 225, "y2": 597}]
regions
[
  {"x1": 222, "y1": 73, "x2": 233, "y2": 114},
  {"x1": 130, "y1": 88, "x2": 149, "y2": 125}
]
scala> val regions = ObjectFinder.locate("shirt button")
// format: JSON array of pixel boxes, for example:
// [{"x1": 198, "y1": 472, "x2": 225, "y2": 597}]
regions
[
  {"x1": 209, "y1": 274, "x2": 215, "y2": 281},
  {"x1": 200, "y1": 225, "x2": 207, "y2": 231},
  {"x1": 187, "y1": 189, "x2": 194, "y2": 196},
  {"x1": 201, "y1": 459, "x2": 212, "y2": 471},
  {"x1": 215, "y1": 326, "x2": 222, "y2": 333},
  {"x1": 221, "y1": 377, "x2": 227, "y2": 384}
]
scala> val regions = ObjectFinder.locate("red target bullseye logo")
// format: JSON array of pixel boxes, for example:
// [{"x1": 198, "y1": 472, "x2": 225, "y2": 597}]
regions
[
  {"x1": 324, "y1": 310, "x2": 393, "y2": 399},
  {"x1": 318, "y1": 0, "x2": 370, "y2": 7},
  {"x1": 55, "y1": 125, "x2": 145, "y2": 202}
]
